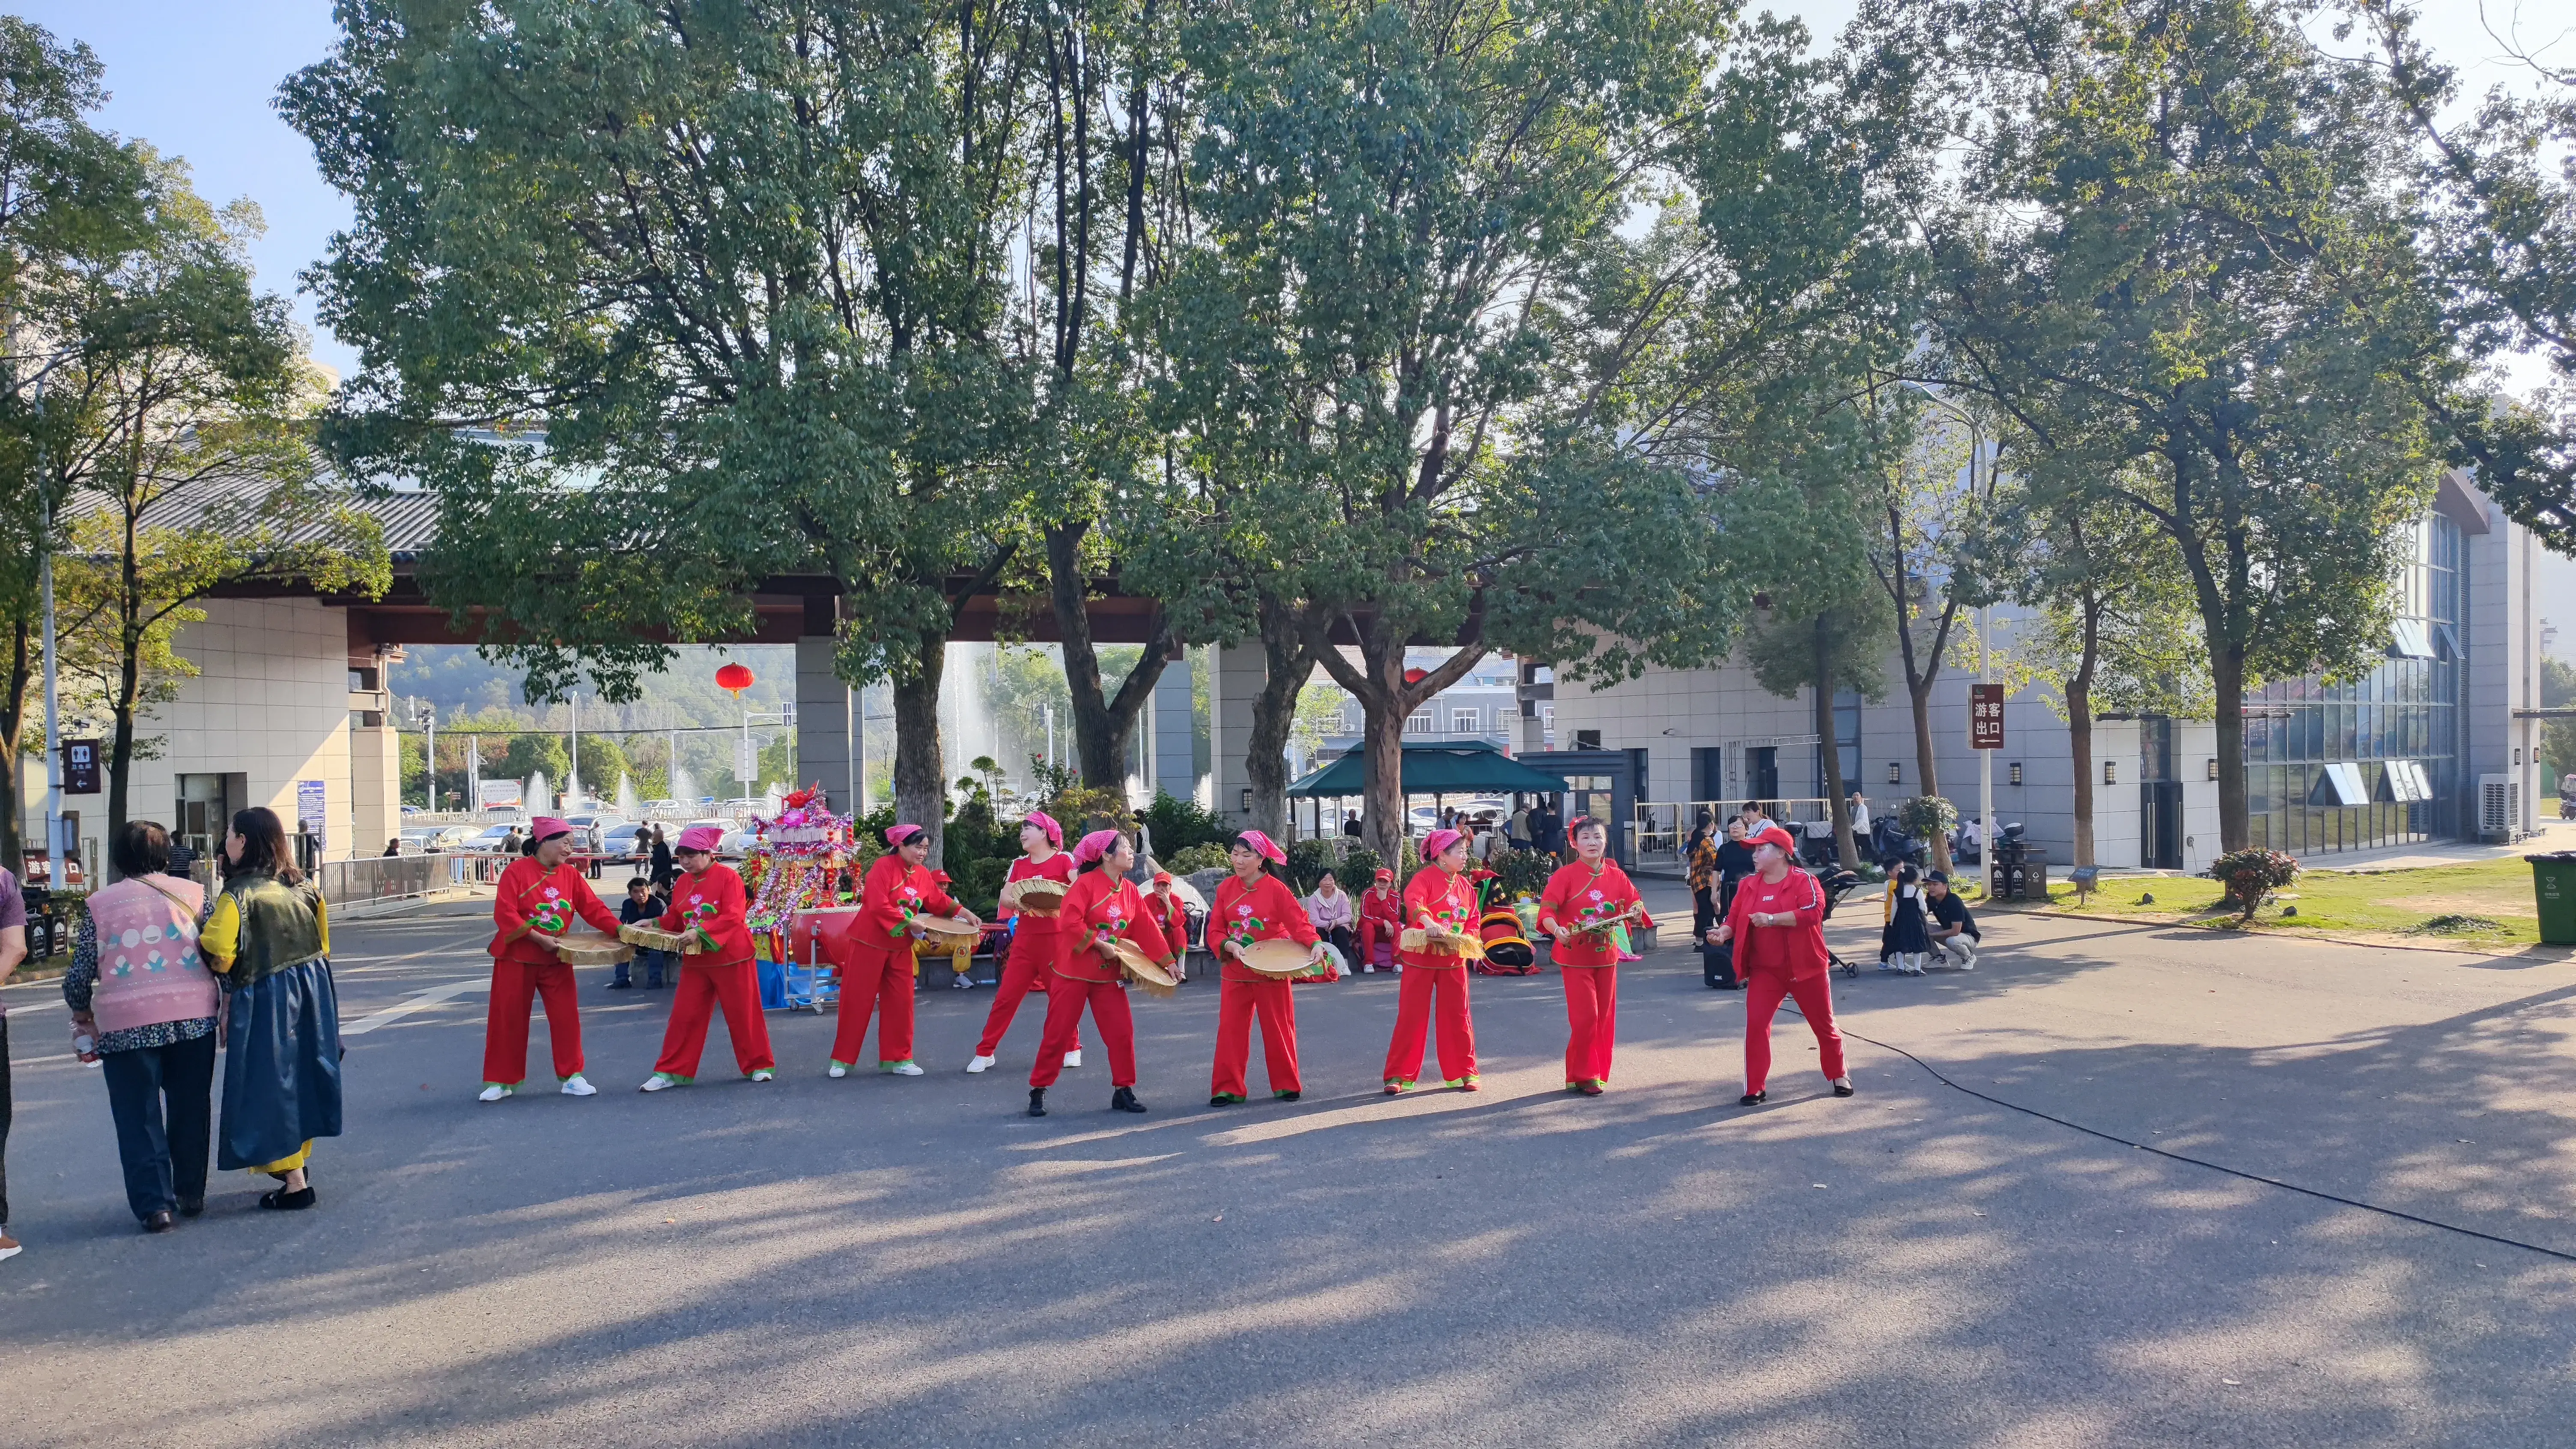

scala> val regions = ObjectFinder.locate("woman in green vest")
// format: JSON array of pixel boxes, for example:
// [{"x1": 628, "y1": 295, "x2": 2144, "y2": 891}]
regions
[{"x1": 200, "y1": 807, "x2": 342, "y2": 1210}]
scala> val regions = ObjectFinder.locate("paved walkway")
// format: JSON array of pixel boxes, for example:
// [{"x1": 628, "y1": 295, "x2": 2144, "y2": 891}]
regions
[{"x1": 2, "y1": 898, "x2": 2570, "y2": 1447}]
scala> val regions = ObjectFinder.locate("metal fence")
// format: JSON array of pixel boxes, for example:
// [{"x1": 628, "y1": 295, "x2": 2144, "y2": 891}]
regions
[
  {"x1": 1630, "y1": 799, "x2": 1842, "y2": 871},
  {"x1": 319, "y1": 850, "x2": 528, "y2": 908}
]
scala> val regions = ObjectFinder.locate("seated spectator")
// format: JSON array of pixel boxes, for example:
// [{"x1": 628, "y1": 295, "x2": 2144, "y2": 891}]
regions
[
  {"x1": 1304, "y1": 870, "x2": 1357, "y2": 962},
  {"x1": 614, "y1": 877, "x2": 673, "y2": 989},
  {"x1": 1924, "y1": 871, "x2": 1979, "y2": 970}
]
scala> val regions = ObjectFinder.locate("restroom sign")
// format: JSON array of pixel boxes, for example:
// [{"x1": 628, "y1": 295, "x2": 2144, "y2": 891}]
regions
[
  {"x1": 1970, "y1": 685, "x2": 2004, "y2": 750},
  {"x1": 63, "y1": 739, "x2": 100, "y2": 793}
]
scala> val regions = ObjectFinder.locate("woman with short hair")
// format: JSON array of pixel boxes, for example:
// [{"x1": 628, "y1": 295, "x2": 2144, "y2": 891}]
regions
[
  {"x1": 201, "y1": 807, "x2": 342, "y2": 1211},
  {"x1": 1208, "y1": 832, "x2": 1326, "y2": 1105},
  {"x1": 64, "y1": 821, "x2": 220, "y2": 1231},
  {"x1": 1535, "y1": 816, "x2": 1651, "y2": 1095},
  {"x1": 1027, "y1": 830, "x2": 1170, "y2": 1118}
]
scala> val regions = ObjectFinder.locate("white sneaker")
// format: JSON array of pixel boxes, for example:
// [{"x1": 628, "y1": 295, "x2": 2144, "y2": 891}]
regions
[
  {"x1": 749, "y1": 1068, "x2": 775, "y2": 1082},
  {"x1": 639, "y1": 1073, "x2": 682, "y2": 1092},
  {"x1": 477, "y1": 1082, "x2": 513, "y2": 1103},
  {"x1": 1063, "y1": 1049, "x2": 1082, "y2": 1069},
  {"x1": 828, "y1": 1062, "x2": 848, "y2": 1079},
  {"x1": 966, "y1": 1055, "x2": 996, "y2": 1073},
  {"x1": 559, "y1": 1075, "x2": 596, "y2": 1097},
  {"x1": 886, "y1": 1061, "x2": 924, "y2": 1076},
  {"x1": 0, "y1": 1236, "x2": 20, "y2": 1262}
]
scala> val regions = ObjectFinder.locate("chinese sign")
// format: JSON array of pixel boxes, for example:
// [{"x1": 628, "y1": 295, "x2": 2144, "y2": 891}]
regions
[{"x1": 1970, "y1": 684, "x2": 2004, "y2": 750}]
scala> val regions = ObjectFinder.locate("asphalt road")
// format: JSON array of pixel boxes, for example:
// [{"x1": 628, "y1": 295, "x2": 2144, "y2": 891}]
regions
[{"x1": 2, "y1": 890, "x2": 2571, "y2": 1448}]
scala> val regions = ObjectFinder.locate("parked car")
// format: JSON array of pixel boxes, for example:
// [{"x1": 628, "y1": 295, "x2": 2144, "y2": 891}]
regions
[
  {"x1": 397, "y1": 828, "x2": 446, "y2": 855},
  {"x1": 431, "y1": 824, "x2": 484, "y2": 850},
  {"x1": 602, "y1": 822, "x2": 650, "y2": 857},
  {"x1": 467, "y1": 822, "x2": 523, "y2": 852},
  {"x1": 400, "y1": 804, "x2": 423, "y2": 817}
]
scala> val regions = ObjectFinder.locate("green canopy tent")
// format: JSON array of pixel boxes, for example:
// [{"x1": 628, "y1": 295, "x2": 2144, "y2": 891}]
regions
[{"x1": 1287, "y1": 740, "x2": 1569, "y2": 847}]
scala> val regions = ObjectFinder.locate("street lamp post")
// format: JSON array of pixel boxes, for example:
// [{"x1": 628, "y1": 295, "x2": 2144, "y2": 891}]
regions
[{"x1": 422, "y1": 701, "x2": 438, "y2": 813}]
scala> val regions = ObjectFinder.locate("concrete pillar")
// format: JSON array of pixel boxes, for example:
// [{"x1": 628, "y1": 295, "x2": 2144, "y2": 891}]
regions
[
  {"x1": 1152, "y1": 647, "x2": 1196, "y2": 805},
  {"x1": 1209, "y1": 642, "x2": 1265, "y2": 826},
  {"x1": 796, "y1": 633, "x2": 856, "y2": 816}
]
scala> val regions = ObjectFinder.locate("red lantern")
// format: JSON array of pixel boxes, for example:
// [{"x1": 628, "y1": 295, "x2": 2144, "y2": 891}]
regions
[
  {"x1": 716, "y1": 662, "x2": 755, "y2": 696},
  {"x1": 1403, "y1": 667, "x2": 1429, "y2": 685}
]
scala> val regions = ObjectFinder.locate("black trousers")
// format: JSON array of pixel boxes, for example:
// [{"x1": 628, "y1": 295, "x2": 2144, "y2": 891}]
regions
[
  {"x1": 1691, "y1": 886, "x2": 1715, "y2": 940},
  {"x1": 0, "y1": 1016, "x2": 11, "y2": 1225},
  {"x1": 98, "y1": 1032, "x2": 218, "y2": 1221},
  {"x1": 1322, "y1": 924, "x2": 1356, "y2": 960}
]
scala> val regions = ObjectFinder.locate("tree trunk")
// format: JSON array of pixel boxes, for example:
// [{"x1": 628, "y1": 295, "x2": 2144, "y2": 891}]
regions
[
  {"x1": 1908, "y1": 678, "x2": 1952, "y2": 873},
  {"x1": 2212, "y1": 639, "x2": 2248, "y2": 853},
  {"x1": 891, "y1": 638, "x2": 948, "y2": 867},
  {"x1": 107, "y1": 597, "x2": 145, "y2": 878},
  {"x1": 1813, "y1": 615, "x2": 1858, "y2": 871},
  {"x1": 1359, "y1": 651, "x2": 1408, "y2": 869},
  {"x1": 1242, "y1": 598, "x2": 1311, "y2": 841},
  {"x1": 2067, "y1": 592, "x2": 2102, "y2": 868},
  {"x1": 0, "y1": 607, "x2": 27, "y2": 878},
  {"x1": 1046, "y1": 520, "x2": 1173, "y2": 790}
]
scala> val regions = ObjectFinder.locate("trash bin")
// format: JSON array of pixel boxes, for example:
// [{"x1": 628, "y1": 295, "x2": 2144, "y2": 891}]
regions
[{"x1": 2526, "y1": 852, "x2": 2576, "y2": 945}]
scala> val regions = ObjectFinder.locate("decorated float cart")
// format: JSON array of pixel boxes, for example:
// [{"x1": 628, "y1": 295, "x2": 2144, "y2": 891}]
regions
[{"x1": 740, "y1": 787, "x2": 862, "y2": 1011}]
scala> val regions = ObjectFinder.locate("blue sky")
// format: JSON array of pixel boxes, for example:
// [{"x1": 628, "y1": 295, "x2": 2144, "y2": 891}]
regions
[{"x1": 26, "y1": 0, "x2": 2576, "y2": 385}]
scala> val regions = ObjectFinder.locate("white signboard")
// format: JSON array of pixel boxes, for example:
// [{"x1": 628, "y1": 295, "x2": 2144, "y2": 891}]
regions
[
  {"x1": 477, "y1": 779, "x2": 525, "y2": 810},
  {"x1": 296, "y1": 779, "x2": 327, "y2": 848}
]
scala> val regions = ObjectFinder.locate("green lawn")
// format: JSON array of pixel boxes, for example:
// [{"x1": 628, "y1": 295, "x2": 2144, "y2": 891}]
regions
[{"x1": 2010, "y1": 856, "x2": 2555, "y2": 947}]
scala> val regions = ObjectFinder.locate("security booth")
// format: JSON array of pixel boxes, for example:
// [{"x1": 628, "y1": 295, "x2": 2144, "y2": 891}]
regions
[{"x1": 1514, "y1": 748, "x2": 1651, "y2": 867}]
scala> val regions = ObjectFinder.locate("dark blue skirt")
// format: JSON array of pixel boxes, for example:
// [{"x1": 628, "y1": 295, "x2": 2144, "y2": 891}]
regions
[{"x1": 218, "y1": 958, "x2": 344, "y2": 1171}]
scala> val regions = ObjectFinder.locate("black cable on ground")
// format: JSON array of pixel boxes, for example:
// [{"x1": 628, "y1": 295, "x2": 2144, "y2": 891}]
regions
[{"x1": 1778, "y1": 1003, "x2": 2576, "y2": 1265}]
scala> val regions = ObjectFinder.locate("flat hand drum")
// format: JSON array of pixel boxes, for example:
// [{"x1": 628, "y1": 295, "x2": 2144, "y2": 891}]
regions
[
  {"x1": 907, "y1": 912, "x2": 979, "y2": 942},
  {"x1": 1233, "y1": 938, "x2": 1314, "y2": 977},
  {"x1": 1112, "y1": 940, "x2": 1179, "y2": 997},
  {"x1": 1398, "y1": 926, "x2": 1486, "y2": 960},
  {"x1": 548, "y1": 928, "x2": 633, "y2": 967},
  {"x1": 1002, "y1": 877, "x2": 1069, "y2": 914}
]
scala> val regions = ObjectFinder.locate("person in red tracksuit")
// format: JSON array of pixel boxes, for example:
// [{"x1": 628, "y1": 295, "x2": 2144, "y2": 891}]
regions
[
  {"x1": 969, "y1": 811, "x2": 1081, "y2": 1074},
  {"x1": 482, "y1": 816, "x2": 623, "y2": 1102},
  {"x1": 1026, "y1": 830, "x2": 1169, "y2": 1118},
  {"x1": 1356, "y1": 867, "x2": 1402, "y2": 973},
  {"x1": 1382, "y1": 829, "x2": 1480, "y2": 1093},
  {"x1": 1142, "y1": 871, "x2": 1192, "y2": 979},
  {"x1": 1208, "y1": 831, "x2": 1326, "y2": 1105},
  {"x1": 1711, "y1": 825, "x2": 1852, "y2": 1105},
  {"x1": 1536, "y1": 815, "x2": 1652, "y2": 1096},
  {"x1": 831, "y1": 824, "x2": 980, "y2": 1077},
  {"x1": 638, "y1": 824, "x2": 776, "y2": 1090}
]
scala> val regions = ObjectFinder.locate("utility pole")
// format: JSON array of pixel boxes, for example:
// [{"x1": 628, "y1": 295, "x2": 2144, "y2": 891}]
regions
[
  {"x1": 567, "y1": 690, "x2": 581, "y2": 807},
  {"x1": 37, "y1": 368, "x2": 61, "y2": 889},
  {"x1": 423, "y1": 701, "x2": 438, "y2": 812}
]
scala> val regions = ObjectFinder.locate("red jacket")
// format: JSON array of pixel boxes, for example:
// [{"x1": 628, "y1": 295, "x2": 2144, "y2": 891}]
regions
[
  {"x1": 1058, "y1": 870, "x2": 1170, "y2": 983},
  {"x1": 1141, "y1": 889, "x2": 1191, "y2": 962},
  {"x1": 1538, "y1": 859, "x2": 1651, "y2": 968},
  {"x1": 1398, "y1": 866, "x2": 1479, "y2": 970},
  {"x1": 855, "y1": 853, "x2": 962, "y2": 953},
  {"x1": 659, "y1": 862, "x2": 757, "y2": 967},
  {"x1": 1210, "y1": 871, "x2": 1318, "y2": 984},
  {"x1": 1724, "y1": 867, "x2": 1830, "y2": 979},
  {"x1": 999, "y1": 852, "x2": 1077, "y2": 945},
  {"x1": 1359, "y1": 885, "x2": 1404, "y2": 934},
  {"x1": 490, "y1": 859, "x2": 623, "y2": 966}
]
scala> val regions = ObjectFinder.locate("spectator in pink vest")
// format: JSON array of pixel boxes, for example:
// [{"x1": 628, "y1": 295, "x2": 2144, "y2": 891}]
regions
[{"x1": 64, "y1": 822, "x2": 222, "y2": 1231}]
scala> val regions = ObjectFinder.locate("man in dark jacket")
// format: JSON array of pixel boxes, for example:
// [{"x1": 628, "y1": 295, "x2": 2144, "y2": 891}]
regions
[{"x1": 1925, "y1": 871, "x2": 1979, "y2": 970}]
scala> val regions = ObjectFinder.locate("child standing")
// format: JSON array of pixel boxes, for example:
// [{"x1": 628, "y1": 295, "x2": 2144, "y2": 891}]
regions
[
  {"x1": 1879, "y1": 864, "x2": 1932, "y2": 975},
  {"x1": 613, "y1": 877, "x2": 672, "y2": 989}
]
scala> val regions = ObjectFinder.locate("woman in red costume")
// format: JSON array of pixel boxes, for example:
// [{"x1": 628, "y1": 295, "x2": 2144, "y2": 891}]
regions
[
  {"x1": 1208, "y1": 831, "x2": 1326, "y2": 1105},
  {"x1": 1356, "y1": 867, "x2": 1403, "y2": 973},
  {"x1": 829, "y1": 824, "x2": 980, "y2": 1078},
  {"x1": 1027, "y1": 830, "x2": 1168, "y2": 1118},
  {"x1": 1710, "y1": 825, "x2": 1852, "y2": 1105},
  {"x1": 1535, "y1": 816, "x2": 1652, "y2": 1095},
  {"x1": 969, "y1": 811, "x2": 1082, "y2": 1074},
  {"x1": 1381, "y1": 828, "x2": 1480, "y2": 1092},
  {"x1": 639, "y1": 825, "x2": 776, "y2": 1090},
  {"x1": 482, "y1": 817, "x2": 624, "y2": 1101}
]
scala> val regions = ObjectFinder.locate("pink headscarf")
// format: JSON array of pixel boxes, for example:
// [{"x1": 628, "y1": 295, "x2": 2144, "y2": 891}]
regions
[
  {"x1": 674, "y1": 824, "x2": 724, "y2": 854},
  {"x1": 1023, "y1": 810, "x2": 1062, "y2": 848},
  {"x1": 1234, "y1": 830, "x2": 1287, "y2": 865},
  {"x1": 884, "y1": 823, "x2": 924, "y2": 848},
  {"x1": 1073, "y1": 829, "x2": 1123, "y2": 865},
  {"x1": 528, "y1": 816, "x2": 574, "y2": 844},
  {"x1": 1422, "y1": 828, "x2": 1465, "y2": 862}
]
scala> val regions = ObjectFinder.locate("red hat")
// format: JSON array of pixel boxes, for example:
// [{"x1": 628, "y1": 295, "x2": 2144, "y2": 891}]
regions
[
  {"x1": 1023, "y1": 810, "x2": 1062, "y2": 847},
  {"x1": 1374, "y1": 867, "x2": 1394, "y2": 883},
  {"x1": 1151, "y1": 870, "x2": 1173, "y2": 886},
  {"x1": 1234, "y1": 830, "x2": 1286, "y2": 865},
  {"x1": 1422, "y1": 828, "x2": 1464, "y2": 861},
  {"x1": 1748, "y1": 826, "x2": 1798, "y2": 856},
  {"x1": 674, "y1": 824, "x2": 724, "y2": 853},
  {"x1": 885, "y1": 823, "x2": 924, "y2": 848},
  {"x1": 1073, "y1": 829, "x2": 1122, "y2": 865},
  {"x1": 529, "y1": 816, "x2": 574, "y2": 844}
]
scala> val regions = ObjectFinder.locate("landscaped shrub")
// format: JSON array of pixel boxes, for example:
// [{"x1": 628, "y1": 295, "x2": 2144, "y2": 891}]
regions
[
  {"x1": 2206, "y1": 847, "x2": 2299, "y2": 921},
  {"x1": 1166, "y1": 842, "x2": 1230, "y2": 874},
  {"x1": 1895, "y1": 795, "x2": 1958, "y2": 841}
]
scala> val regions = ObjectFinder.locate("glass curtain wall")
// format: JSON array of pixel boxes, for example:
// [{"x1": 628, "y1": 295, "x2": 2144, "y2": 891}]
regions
[{"x1": 2243, "y1": 513, "x2": 2464, "y2": 855}]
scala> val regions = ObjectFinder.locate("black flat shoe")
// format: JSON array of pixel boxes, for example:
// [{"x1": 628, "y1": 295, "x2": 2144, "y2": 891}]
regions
[
  {"x1": 607, "y1": 980, "x2": 633, "y2": 990},
  {"x1": 143, "y1": 1210, "x2": 175, "y2": 1234},
  {"x1": 1832, "y1": 1079, "x2": 1856, "y2": 1097},
  {"x1": 258, "y1": 1186, "x2": 317, "y2": 1210},
  {"x1": 1111, "y1": 1086, "x2": 1147, "y2": 1113},
  {"x1": 177, "y1": 1198, "x2": 204, "y2": 1219},
  {"x1": 1027, "y1": 1088, "x2": 1047, "y2": 1118},
  {"x1": 1738, "y1": 1090, "x2": 1767, "y2": 1106}
]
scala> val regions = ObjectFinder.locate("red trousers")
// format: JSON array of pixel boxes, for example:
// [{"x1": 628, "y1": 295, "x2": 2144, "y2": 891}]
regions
[
  {"x1": 831, "y1": 944, "x2": 918, "y2": 1066},
  {"x1": 1382, "y1": 966, "x2": 1476, "y2": 1083},
  {"x1": 653, "y1": 960, "x2": 776, "y2": 1076},
  {"x1": 483, "y1": 959, "x2": 583, "y2": 1085},
  {"x1": 1030, "y1": 976, "x2": 1136, "y2": 1088},
  {"x1": 976, "y1": 930, "x2": 1080, "y2": 1058},
  {"x1": 1743, "y1": 969, "x2": 1846, "y2": 1093},
  {"x1": 1560, "y1": 964, "x2": 1619, "y2": 1086},
  {"x1": 1212, "y1": 976, "x2": 1301, "y2": 1097}
]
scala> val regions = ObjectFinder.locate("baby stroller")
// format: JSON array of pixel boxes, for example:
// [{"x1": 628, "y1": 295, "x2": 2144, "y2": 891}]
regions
[{"x1": 1812, "y1": 864, "x2": 1865, "y2": 978}]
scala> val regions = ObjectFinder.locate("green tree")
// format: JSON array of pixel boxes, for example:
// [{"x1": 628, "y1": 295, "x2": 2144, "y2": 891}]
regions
[
  {"x1": 499, "y1": 732, "x2": 568, "y2": 791},
  {"x1": 1745, "y1": 591, "x2": 1893, "y2": 873},
  {"x1": 287, "y1": 0, "x2": 1046, "y2": 865},
  {"x1": 1893, "y1": 0, "x2": 2450, "y2": 849}
]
